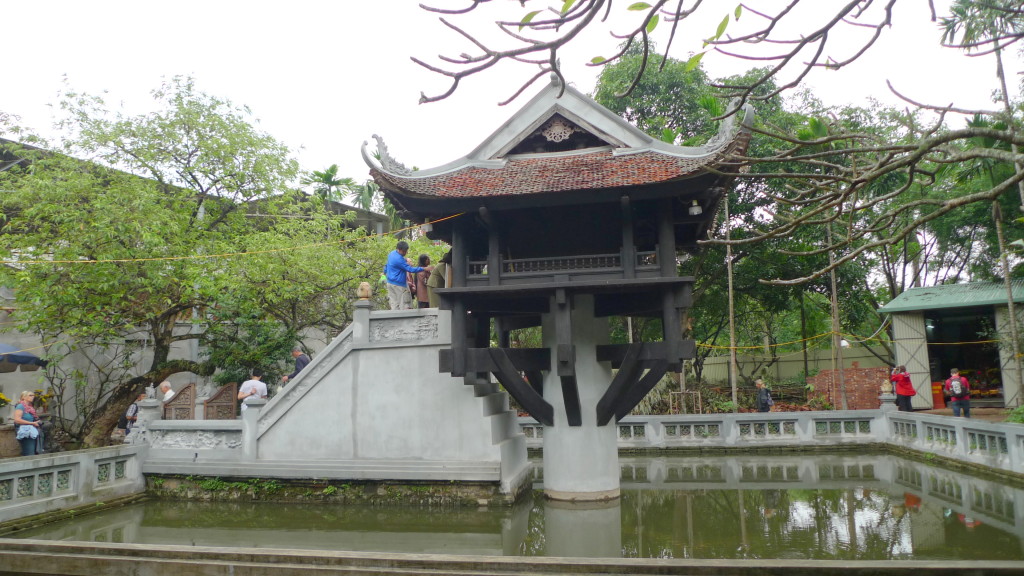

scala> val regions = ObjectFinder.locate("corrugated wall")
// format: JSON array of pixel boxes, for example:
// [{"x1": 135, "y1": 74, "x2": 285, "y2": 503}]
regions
[{"x1": 892, "y1": 312, "x2": 932, "y2": 409}]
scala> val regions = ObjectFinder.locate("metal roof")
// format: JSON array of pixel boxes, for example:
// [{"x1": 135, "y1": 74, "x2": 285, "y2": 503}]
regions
[{"x1": 877, "y1": 280, "x2": 1024, "y2": 313}]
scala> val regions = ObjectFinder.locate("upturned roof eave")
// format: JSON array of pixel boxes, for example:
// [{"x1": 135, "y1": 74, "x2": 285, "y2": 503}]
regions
[{"x1": 362, "y1": 77, "x2": 755, "y2": 181}]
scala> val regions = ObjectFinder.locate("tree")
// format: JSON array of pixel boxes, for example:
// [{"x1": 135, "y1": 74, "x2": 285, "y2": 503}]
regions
[
  {"x1": 414, "y1": 1, "x2": 1024, "y2": 290},
  {"x1": 302, "y1": 164, "x2": 356, "y2": 202},
  {"x1": 0, "y1": 77, "x2": 382, "y2": 446}
]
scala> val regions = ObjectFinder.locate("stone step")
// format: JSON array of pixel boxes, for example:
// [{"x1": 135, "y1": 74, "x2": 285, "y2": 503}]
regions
[
  {"x1": 143, "y1": 458, "x2": 501, "y2": 481},
  {"x1": 2, "y1": 539, "x2": 1014, "y2": 576},
  {"x1": 480, "y1": 391, "x2": 509, "y2": 416}
]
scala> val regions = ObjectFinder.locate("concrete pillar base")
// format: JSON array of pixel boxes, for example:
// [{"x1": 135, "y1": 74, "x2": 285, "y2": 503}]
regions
[
  {"x1": 544, "y1": 487, "x2": 620, "y2": 502},
  {"x1": 541, "y1": 294, "x2": 620, "y2": 500}
]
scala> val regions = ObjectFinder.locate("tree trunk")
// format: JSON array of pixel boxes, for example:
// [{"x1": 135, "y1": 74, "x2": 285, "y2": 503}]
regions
[{"x1": 80, "y1": 358, "x2": 213, "y2": 447}]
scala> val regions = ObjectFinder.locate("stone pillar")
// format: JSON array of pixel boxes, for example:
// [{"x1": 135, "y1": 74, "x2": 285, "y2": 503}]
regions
[
  {"x1": 129, "y1": 397, "x2": 163, "y2": 445},
  {"x1": 353, "y1": 298, "x2": 372, "y2": 344},
  {"x1": 544, "y1": 499, "x2": 622, "y2": 557},
  {"x1": 542, "y1": 294, "x2": 620, "y2": 501},
  {"x1": 879, "y1": 379, "x2": 897, "y2": 412},
  {"x1": 241, "y1": 398, "x2": 266, "y2": 462}
]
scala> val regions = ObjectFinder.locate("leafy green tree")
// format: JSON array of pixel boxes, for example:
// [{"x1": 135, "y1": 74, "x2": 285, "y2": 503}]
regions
[{"x1": 0, "y1": 78, "x2": 383, "y2": 445}]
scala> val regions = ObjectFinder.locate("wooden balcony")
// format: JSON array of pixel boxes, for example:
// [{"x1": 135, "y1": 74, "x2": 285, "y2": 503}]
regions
[{"x1": 464, "y1": 250, "x2": 661, "y2": 287}]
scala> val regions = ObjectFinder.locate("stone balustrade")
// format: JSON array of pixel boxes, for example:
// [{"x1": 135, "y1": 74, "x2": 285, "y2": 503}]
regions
[
  {"x1": 0, "y1": 444, "x2": 146, "y2": 523},
  {"x1": 520, "y1": 410, "x2": 1024, "y2": 476}
]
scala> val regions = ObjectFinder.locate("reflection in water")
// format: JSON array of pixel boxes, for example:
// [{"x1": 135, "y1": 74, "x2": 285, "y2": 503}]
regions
[{"x1": 12, "y1": 452, "x2": 1024, "y2": 560}]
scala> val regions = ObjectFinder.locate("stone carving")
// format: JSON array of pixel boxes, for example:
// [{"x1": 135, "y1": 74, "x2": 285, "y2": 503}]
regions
[
  {"x1": 541, "y1": 118, "x2": 578, "y2": 143},
  {"x1": 371, "y1": 134, "x2": 412, "y2": 176},
  {"x1": 150, "y1": 430, "x2": 242, "y2": 450},
  {"x1": 704, "y1": 98, "x2": 749, "y2": 150},
  {"x1": 371, "y1": 316, "x2": 438, "y2": 342}
]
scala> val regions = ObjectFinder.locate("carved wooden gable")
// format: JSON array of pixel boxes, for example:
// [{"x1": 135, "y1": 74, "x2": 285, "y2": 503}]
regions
[{"x1": 505, "y1": 114, "x2": 613, "y2": 155}]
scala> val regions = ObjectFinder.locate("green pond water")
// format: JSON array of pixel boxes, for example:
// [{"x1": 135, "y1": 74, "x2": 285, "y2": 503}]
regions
[{"x1": 11, "y1": 452, "x2": 1024, "y2": 561}]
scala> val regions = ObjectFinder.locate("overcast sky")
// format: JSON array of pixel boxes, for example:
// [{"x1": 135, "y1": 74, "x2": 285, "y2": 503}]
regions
[{"x1": 2, "y1": 1, "x2": 1019, "y2": 190}]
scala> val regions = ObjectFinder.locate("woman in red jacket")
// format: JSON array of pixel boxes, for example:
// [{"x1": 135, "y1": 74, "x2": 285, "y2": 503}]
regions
[{"x1": 891, "y1": 365, "x2": 915, "y2": 412}]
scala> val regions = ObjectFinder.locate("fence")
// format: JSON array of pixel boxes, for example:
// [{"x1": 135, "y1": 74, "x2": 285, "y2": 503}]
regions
[
  {"x1": 0, "y1": 444, "x2": 146, "y2": 523},
  {"x1": 520, "y1": 408, "x2": 1024, "y2": 476}
]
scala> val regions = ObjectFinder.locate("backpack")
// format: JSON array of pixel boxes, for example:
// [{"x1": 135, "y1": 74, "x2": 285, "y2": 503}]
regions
[
  {"x1": 949, "y1": 376, "x2": 967, "y2": 397},
  {"x1": 766, "y1": 392, "x2": 774, "y2": 407}
]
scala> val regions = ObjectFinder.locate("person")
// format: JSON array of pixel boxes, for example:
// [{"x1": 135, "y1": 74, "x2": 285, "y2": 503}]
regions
[
  {"x1": 944, "y1": 368, "x2": 971, "y2": 418},
  {"x1": 891, "y1": 365, "x2": 915, "y2": 412},
  {"x1": 754, "y1": 379, "x2": 773, "y2": 413},
  {"x1": 426, "y1": 251, "x2": 451, "y2": 308},
  {"x1": 116, "y1": 392, "x2": 147, "y2": 438},
  {"x1": 238, "y1": 368, "x2": 268, "y2": 412},
  {"x1": 415, "y1": 254, "x2": 432, "y2": 309},
  {"x1": 12, "y1": 390, "x2": 42, "y2": 456},
  {"x1": 384, "y1": 241, "x2": 431, "y2": 310},
  {"x1": 406, "y1": 257, "x2": 417, "y2": 303},
  {"x1": 159, "y1": 381, "x2": 174, "y2": 401},
  {"x1": 281, "y1": 346, "x2": 311, "y2": 385}
]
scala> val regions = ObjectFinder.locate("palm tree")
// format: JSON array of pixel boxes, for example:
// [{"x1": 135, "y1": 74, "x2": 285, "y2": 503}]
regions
[
  {"x1": 301, "y1": 164, "x2": 355, "y2": 202},
  {"x1": 347, "y1": 179, "x2": 378, "y2": 211}
]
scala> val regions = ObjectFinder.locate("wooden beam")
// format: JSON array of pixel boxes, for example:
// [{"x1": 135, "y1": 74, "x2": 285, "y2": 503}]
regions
[
  {"x1": 488, "y1": 348, "x2": 554, "y2": 427},
  {"x1": 440, "y1": 348, "x2": 551, "y2": 373},
  {"x1": 613, "y1": 360, "x2": 669, "y2": 422},
  {"x1": 596, "y1": 341, "x2": 696, "y2": 367},
  {"x1": 555, "y1": 288, "x2": 581, "y2": 426},
  {"x1": 595, "y1": 343, "x2": 643, "y2": 426},
  {"x1": 621, "y1": 195, "x2": 635, "y2": 280}
]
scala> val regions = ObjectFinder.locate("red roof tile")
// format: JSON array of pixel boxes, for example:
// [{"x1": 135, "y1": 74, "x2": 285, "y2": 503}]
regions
[{"x1": 375, "y1": 149, "x2": 731, "y2": 199}]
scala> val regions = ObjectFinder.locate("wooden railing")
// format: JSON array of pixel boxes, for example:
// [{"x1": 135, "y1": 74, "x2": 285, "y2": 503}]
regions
[{"x1": 466, "y1": 250, "x2": 659, "y2": 285}]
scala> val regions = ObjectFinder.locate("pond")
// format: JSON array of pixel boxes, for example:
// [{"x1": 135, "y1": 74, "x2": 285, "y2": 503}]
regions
[{"x1": 11, "y1": 451, "x2": 1024, "y2": 561}]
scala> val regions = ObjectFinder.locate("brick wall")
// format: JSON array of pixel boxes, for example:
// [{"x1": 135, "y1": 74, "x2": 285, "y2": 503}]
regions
[{"x1": 806, "y1": 362, "x2": 889, "y2": 410}]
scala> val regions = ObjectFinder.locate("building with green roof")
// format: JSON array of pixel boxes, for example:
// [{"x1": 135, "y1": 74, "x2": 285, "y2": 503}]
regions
[{"x1": 878, "y1": 281, "x2": 1024, "y2": 409}]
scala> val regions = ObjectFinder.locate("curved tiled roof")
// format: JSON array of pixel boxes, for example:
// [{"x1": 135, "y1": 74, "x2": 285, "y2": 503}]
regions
[{"x1": 373, "y1": 147, "x2": 737, "y2": 200}]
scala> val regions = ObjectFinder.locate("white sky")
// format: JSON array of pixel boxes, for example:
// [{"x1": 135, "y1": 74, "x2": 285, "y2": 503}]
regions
[{"x1": 1, "y1": 1, "x2": 1019, "y2": 188}]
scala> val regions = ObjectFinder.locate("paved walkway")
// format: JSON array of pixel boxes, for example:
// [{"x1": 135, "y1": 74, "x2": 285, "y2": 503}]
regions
[{"x1": 919, "y1": 407, "x2": 1010, "y2": 423}]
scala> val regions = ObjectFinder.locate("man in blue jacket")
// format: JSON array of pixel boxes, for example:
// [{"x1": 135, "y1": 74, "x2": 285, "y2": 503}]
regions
[{"x1": 385, "y1": 241, "x2": 431, "y2": 310}]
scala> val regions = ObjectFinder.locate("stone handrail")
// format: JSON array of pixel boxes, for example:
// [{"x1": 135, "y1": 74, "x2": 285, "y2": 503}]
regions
[
  {"x1": 0, "y1": 444, "x2": 146, "y2": 523},
  {"x1": 519, "y1": 410, "x2": 1024, "y2": 476}
]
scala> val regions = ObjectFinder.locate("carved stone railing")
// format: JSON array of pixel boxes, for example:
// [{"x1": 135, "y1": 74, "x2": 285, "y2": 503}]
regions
[
  {"x1": 203, "y1": 383, "x2": 238, "y2": 420},
  {"x1": 0, "y1": 445, "x2": 145, "y2": 523},
  {"x1": 162, "y1": 383, "x2": 195, "y2": 420},
  {"x1": 519, "y1": 410, "x2": 1024, "y2": 478}
]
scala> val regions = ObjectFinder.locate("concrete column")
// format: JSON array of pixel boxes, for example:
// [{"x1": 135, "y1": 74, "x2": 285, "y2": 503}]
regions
[
  {"x1": 129, "y1": 397, "x2": 162, "y2": 445},
  {"x1": 136, "y1": 398, "x2": 162, "y2": 426},
  {"x1": 542, "y1": 294, "x2": 620, "y2": 501},
  {"x1": 879, "y1": 392, "x2": 897, "y2": 412},
  {"x1": 544, "y1": 499, "x2": 622, "y2": 557},
  {"x1": 353, "y1": 299, "x2": 372, "y2": 344},
  {"x1": 241, "y1": 398, "x2": 266, "y2": 462}
]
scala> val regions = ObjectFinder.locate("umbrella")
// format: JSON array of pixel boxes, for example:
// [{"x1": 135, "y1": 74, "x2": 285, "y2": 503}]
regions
[{"x1": 0, "y1": 343, "x2": 47, "y2": 373}]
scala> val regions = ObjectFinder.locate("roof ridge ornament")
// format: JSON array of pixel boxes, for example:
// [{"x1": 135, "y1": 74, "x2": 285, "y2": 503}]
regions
[
  {"x1": 704, "y1": 99, "x2": 754, "y2": 150},
  {"x1": 371, "y1": 134, "x2": 412, "y2": 176}
]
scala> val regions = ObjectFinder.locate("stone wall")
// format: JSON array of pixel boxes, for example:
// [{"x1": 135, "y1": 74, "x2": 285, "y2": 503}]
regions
[
  {"x1": 0, "y1": 424, "x2": 19, "y2": 458},
  {"x1": 806, "y1": 362, "x2": 888, "y2": 410}
]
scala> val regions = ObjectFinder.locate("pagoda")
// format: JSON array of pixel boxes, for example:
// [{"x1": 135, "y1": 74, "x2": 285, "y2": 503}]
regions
[{"x1": 365, "y1": 78, "x2": 752, "y2": 500}]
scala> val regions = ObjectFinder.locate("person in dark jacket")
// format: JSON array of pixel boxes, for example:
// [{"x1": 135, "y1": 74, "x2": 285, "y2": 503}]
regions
[
  {"x1": 754, "y1": 379, "x2": 772, "y2": 413},
  {"x1": 282, "y1": 346, "x2": 311, "y2": 385}
]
